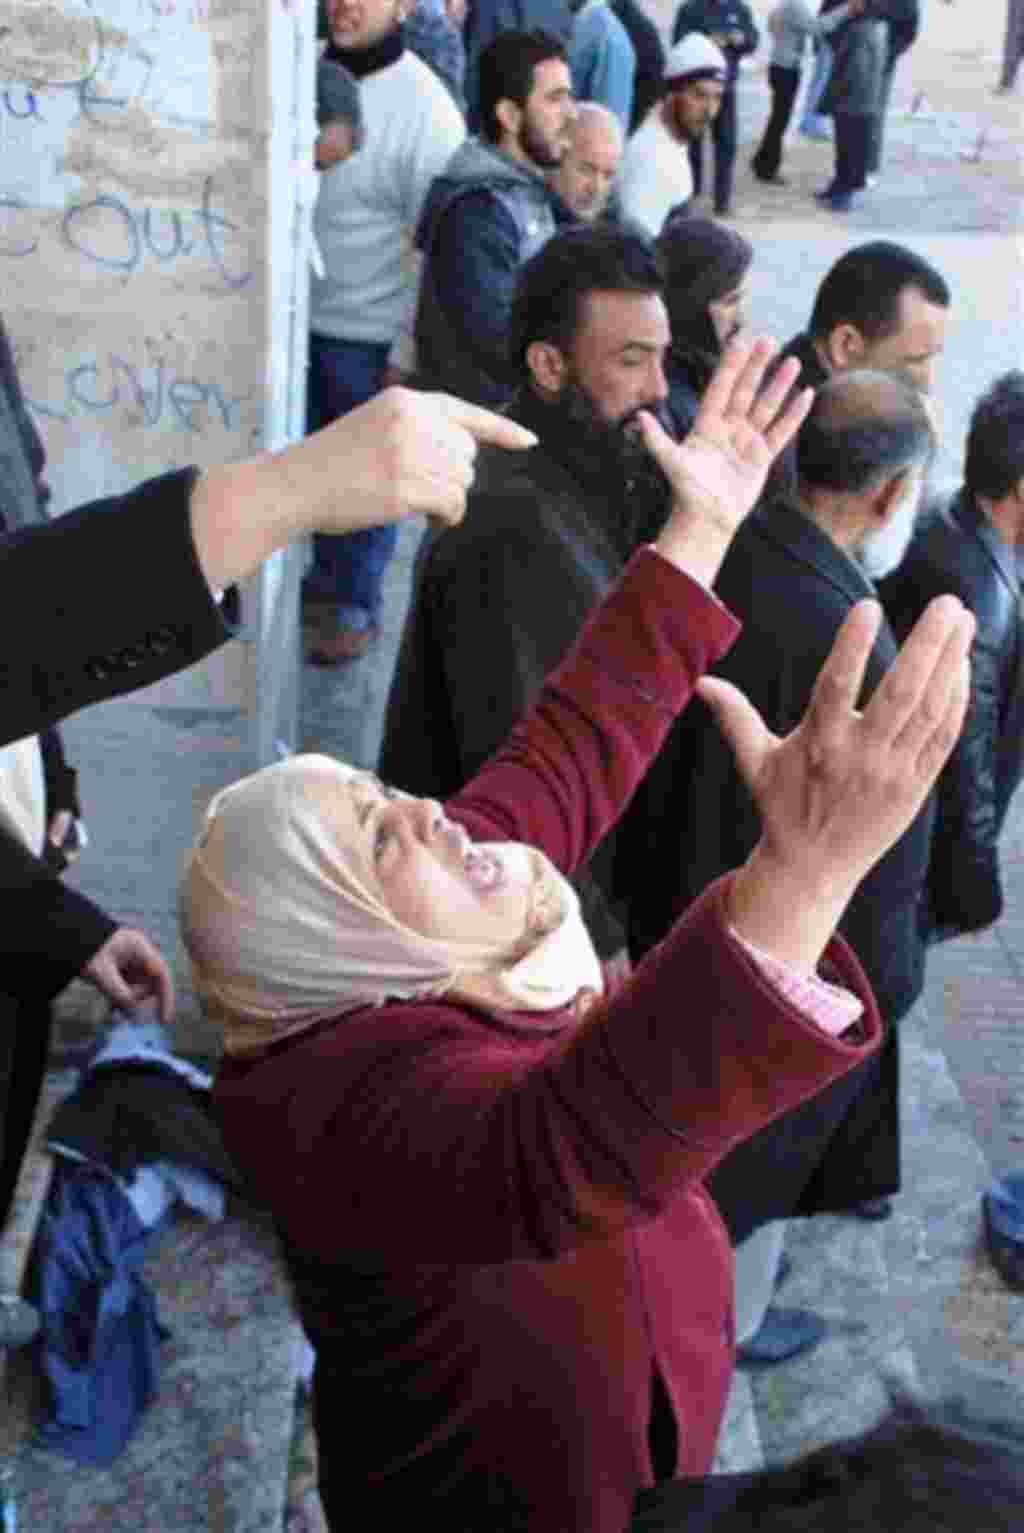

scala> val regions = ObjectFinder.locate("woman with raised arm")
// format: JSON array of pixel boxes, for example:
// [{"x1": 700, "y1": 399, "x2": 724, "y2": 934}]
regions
[{"x1": 181, "y1": 340, "x2": 973, "y2": 1533}]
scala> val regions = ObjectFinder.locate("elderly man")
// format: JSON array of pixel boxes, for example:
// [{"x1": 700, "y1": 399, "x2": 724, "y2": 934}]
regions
[
  {"x1": 382, "y1": 223, "x2": 676, "y2": 966},
  {"x1": 549, "y1": 100, "x2": 624, "y2": 218},
  {"x1": 880, "y1": 372, "x2": 1024, "y2": 942},
  {"x1": 622, "y1": 369, "x2": 937, "y2": 1364},
  {"x1": 617, "y1": 33, "x2": 725, "y2": 234}
]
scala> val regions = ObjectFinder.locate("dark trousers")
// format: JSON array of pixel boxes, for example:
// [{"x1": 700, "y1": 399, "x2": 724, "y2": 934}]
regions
[
  {"x1": 306, "y1": 333, "x2": 395, "y2": 623},
  {"x1": 832, "y1": 110, "x2": 872, "y2": 193},
  {"x1": 687, "y1": 84, "x2": 738, "y2": 211},
  {"x1": 751, "y1": 65, "x2": 801, "y2": 178}
]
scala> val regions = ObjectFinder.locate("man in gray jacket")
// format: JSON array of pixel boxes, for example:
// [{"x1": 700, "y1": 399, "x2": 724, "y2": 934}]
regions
[{"x1": 414, "y1": 29, "x2": 577, "y2": 407}]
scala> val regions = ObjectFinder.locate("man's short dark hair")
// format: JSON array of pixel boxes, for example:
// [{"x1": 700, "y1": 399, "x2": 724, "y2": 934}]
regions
[
  {"x1": 964, "y1": 370, "x2": 1024, "y2": 501},
  {"x1": 633, "y1": 1397, "x2": 1024, "y2": 1533},
  {"x1": 508, "y1": 222, "x2": 663, "y2": 374},
  {"x1": 477, "y1": 29, "x2": 568, "y2": 144},
  {"x1": 795, "y1": 368, "x2": 934, "y2": 495},
  {"x1": 809, "y1": 242, "x2": 951, "y2": 344}
]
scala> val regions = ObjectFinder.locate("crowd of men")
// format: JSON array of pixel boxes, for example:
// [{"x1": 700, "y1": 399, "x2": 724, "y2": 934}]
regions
[{"x1": 303, "y1": 0, "x2": 929, "y2": 661}]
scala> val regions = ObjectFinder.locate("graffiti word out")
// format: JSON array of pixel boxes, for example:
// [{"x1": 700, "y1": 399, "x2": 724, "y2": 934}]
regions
[
  {"x1": 0, "y1": 178, "x2": 251, "y2": 290},
  {"x1": 30, "y1": 353, "x2": 251, "y2": 435}
]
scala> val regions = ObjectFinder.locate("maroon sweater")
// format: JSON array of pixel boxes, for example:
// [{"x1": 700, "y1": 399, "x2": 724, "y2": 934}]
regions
[{"x1": 214, "y1": 549, "x2": 881, "y2": 1533}]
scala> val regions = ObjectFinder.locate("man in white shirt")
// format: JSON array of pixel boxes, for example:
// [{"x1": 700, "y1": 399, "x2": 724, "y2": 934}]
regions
[
  {"x1": 305, "y1": 0, "x2": 465, "y2": 665},
  {"x1": 617, "y1": 33, "x2": 725, "y2": 236}
]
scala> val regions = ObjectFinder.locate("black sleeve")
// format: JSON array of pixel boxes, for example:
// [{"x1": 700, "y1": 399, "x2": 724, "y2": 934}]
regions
[
  {"x1": 0, "y1": 824, "x2": 116, "y2": 998},
  {"x1": 0, "y1": 467, "x2": 234, "y2": 746},
  {"x1": 39, "y1": 727, "x2": 80, "y2": 819},
  {"x1": 926, "y1": 630, "x2": 1004, "y2": 936}
]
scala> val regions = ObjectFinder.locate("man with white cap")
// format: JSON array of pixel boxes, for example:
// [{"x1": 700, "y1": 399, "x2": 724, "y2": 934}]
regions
[{"x1": 617, "y1": 34, "x2": 725, "y2": 236}]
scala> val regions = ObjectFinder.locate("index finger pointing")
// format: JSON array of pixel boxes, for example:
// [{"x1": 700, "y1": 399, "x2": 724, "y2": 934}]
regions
[{"x1": 430, "y1": 393, "x2": 538, "y2": 451}]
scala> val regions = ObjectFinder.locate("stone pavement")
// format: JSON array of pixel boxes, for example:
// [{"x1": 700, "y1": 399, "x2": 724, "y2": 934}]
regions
[{"x1": 1, "y1": 4, "x2": 1021, "y2": 1528}]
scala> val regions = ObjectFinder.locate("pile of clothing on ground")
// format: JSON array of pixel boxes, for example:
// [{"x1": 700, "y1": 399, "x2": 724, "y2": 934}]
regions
[{"x1": 28, "y1": 1019, "x2": 241, "y2": 1467}]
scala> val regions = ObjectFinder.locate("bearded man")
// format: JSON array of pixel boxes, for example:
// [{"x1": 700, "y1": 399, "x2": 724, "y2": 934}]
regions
[
  {"x1": 382, "y1": 224, "x2": 675, "y2": 965},
  {"x1": 415, "y1": 29, "x2": 578, "y2": 408}
]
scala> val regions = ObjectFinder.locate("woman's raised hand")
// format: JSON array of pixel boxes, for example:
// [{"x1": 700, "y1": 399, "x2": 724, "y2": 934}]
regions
[
  {"x1": 700, "y1": 594, "x2": 975, "y2": 970},
  {"x1": 643, "y1": 337, "x2": 812, "y2": 587}
]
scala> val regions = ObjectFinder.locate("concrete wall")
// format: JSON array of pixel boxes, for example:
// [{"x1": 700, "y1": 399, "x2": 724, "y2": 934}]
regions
[{"x1": 0, "y1": 0, "x2": 311, "y2": 739}]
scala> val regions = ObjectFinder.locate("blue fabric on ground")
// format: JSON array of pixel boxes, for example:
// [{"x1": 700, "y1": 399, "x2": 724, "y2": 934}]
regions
[{"x1": 31, "y1": 1166, "x2": 169, "y2": 1467}]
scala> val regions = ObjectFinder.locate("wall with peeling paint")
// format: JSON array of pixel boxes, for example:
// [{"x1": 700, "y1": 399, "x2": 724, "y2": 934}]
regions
[{"x1": 0, "y1": 0, "x2": 313, "y2": 742}]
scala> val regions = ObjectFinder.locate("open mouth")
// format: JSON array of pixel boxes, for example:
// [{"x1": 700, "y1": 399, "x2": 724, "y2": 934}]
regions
[{"x1": 463, "y1": 846, "x2": 505, "y2": 893}]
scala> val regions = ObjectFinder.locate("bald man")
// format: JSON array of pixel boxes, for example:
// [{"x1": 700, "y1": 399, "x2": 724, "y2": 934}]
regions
[
  {"x1": 623, "y1": 368, "x2": 937, "y2": 1366},
  {"x1": 548, "y1": 100, "x2": 624, "y2": 219}
]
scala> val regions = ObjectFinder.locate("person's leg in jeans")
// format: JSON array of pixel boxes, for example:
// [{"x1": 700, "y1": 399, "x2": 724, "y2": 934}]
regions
[
  {"x1": 711, "y1": 84, "x2": 738, "y2": 213},
  {"x1": 867, "y1": 53, "x2": 897, "y2": 176},
  {"x1": 752, "y1": 64, "x2": 801, "y2": 180},
  {"x1": 305, "y1": 333, "x2": 394, "y2": 656},
  {"x1": 800, "y1": 38, "x2": 833, "y2": 137}
]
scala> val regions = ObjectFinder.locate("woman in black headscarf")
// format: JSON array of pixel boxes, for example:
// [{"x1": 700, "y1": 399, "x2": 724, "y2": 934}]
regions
[{"x1": 655, "y1": 214, "x2": 753, "y2": 439}]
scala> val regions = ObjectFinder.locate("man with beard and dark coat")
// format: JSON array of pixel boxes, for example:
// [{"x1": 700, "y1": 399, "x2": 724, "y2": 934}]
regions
[
  {"x1": 619, "y1": 369, "x2": 936, "y2": 1365},
  {"x1": 414, "y1": 29, "x2": 577, "y2": 409},
  {"x1": 381, "y1": 224, "x2": 675, "y2": 967},
  {"x1": 655, "y1": 214, "x2": 752, "y2": 438}
]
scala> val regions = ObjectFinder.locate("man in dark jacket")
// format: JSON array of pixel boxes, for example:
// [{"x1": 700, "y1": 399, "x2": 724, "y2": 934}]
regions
[
  {"x1": 672, "y1": 0, "x2": 759, "y2": 214},
  {"x1": 621, "y1": 368, "x2": 936, "y2": 1363},
  {"x1": 769, "y1": 241, "x2": 950, "y2": 502},
  {"x1": 382, "y1": 223, "x2": 675, "y2": 964},
  {"x1": 880, "y1": 371, "x2": 1024, "y2": 941},
  {"x1": 415, "y1": 28, "x2": 577, "y2": 407}
]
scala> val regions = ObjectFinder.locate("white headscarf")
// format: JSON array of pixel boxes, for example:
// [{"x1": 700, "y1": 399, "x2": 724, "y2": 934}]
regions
[{"x1": 180, "y1": 755, "x2": 604, "y2": 1056}]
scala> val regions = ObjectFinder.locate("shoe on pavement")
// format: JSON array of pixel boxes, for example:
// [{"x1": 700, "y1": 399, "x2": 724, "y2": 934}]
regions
[
  {"x1": 851, "y1": 1197, "x2": 893, "y2": 1221},
  {"x1": 736, "y1": 1307, "x2": 827, "y2": 1367},
  {"x1": 307, "y1": 621, "x2": 380, "y2": 666},
  {"x1": 752, "y1": 168, "x2": 788, "y2": 185},
  {"x1": 982, "y1": 1174, "x2": 1024, "y2": 1291},
  {"x1": 0, "y1": 1293, "x2": 40, "y2": 1348}
]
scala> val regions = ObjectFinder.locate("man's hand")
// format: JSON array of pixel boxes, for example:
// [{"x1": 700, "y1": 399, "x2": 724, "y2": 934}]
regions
[
  {"x1": 701, "y1": 595, "x2": 975, "y2": 969},
  {"x1": 82, "y1": 927, "x2": 175, "y2": 1023},
  {"x1": 191, "y1": 389, "x2": 537, "y2": 592},
  {"x1": 644, "y1": 337, "x2": 811, "y2": 586}
]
